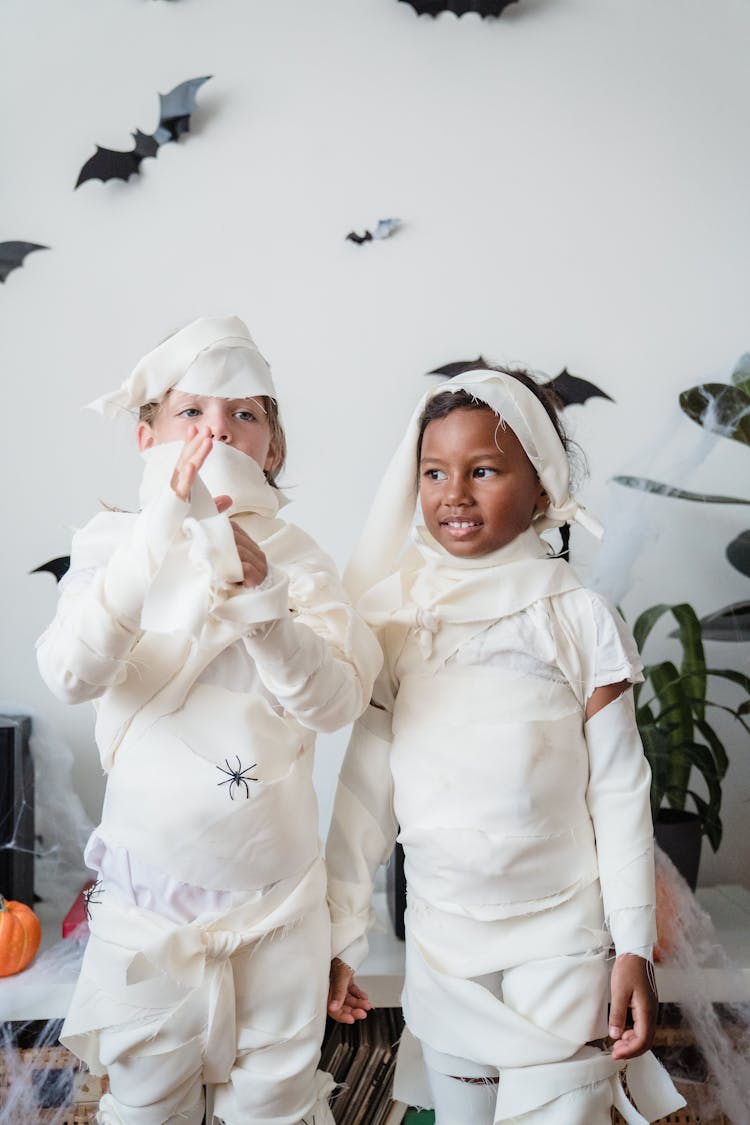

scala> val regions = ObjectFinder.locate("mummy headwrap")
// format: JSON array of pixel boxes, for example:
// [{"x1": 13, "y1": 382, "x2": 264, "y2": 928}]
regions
[
  {"x1": 345, "y1": 368, "x2": 603, "y2": 601},
  {"x1": 87, "y1": 315, "x2": 276, "y2": 417}
]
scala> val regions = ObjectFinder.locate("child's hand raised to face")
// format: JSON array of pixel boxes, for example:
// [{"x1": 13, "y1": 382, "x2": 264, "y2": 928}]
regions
[
  {"x1": 171, "y1": 425, "x2": 268, "y2": 588},
  {"x1": 170, "y1": 423, "x2": 214, "y2": 502}
]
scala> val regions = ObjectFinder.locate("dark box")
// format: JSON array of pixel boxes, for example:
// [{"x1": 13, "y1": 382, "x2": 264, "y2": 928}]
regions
[{"x1": 0, "y1": 715, "x2": 34, "y2": 906}]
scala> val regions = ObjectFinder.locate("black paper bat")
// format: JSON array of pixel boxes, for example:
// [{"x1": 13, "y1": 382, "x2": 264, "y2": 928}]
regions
[
  {"x1": 31, "y1": 556, "x2": 71, "y2": 583},
  {"x1": 426, "y1": 360, "x2": 613, "y2": 408},
  {"x1": 346, "y1": 218, "x2": 401, "y2": 244},
  {"x1": 543, "y1": 368, "x2": 614, "y2": 407},
  {"x1": 399, "y1": 0, "x2": 519, "y2": 15},
  {"x1": 427, "y1": 356, "x2": 492, "y2": 378},
  {"x1": 75, "y1": 76, "x2": 211, "y2": 188},
  {"x1": 0, "y1": 242, "x2": 49, "y2": 283}
]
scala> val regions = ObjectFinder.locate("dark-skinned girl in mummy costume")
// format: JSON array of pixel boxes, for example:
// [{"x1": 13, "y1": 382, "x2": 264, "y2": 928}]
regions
[{"x1": 326, "y1": 369, "x2": 684, "y2": 1124}]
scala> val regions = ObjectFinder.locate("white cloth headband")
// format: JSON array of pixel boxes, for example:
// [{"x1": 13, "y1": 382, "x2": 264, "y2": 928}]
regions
[
  {"x1": 87, "y1": 315, "x2": 276, "y2": 417},
  {"x1": 344, "y1": 368, "x2": 602, "y2": 601}
]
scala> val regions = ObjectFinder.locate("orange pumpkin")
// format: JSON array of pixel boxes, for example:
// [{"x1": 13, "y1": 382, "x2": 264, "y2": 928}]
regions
[{"x1": 0, "y1": 895, "x2": 42, "y2": 976}]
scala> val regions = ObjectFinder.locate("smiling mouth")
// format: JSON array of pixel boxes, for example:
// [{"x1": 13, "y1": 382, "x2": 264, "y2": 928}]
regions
[{"x1": 441, "y1": 519, "x2": 483, "y2": 535}]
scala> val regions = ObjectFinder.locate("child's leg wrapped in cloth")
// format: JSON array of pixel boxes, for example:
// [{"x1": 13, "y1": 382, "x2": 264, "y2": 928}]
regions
[
  {"x1": 63, "y1": 862, "x2": 335, "y2": 1125},
  {"x1": 395, "y1": 883, "x2": 678, "y2": 1124}
]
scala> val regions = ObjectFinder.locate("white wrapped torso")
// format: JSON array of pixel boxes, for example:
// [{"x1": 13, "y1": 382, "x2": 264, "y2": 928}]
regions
[{"x1": 391, "y1": 664, "x2": 598, "y2": 918}]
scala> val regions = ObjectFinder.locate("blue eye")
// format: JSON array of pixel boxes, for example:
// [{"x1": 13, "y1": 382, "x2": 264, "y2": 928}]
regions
[
  {"x1": 178, "y1": 407, "x2": 201, "y2": 419},
  {"x1": 234, "y1": 410, "x2": 256, "y2": 422}
]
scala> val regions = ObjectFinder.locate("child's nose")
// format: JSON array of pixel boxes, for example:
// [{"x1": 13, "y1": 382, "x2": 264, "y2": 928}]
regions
[
  {"x1": 445, "y1": 475, "x2": 471, "y2": 503},
  {"x1": 208, "y1": 412, "x2": 232, "y2": 442}
]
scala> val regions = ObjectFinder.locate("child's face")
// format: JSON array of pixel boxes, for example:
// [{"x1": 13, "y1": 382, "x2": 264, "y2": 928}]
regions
[
  {"x1": 419, "y1": 406, "x2": 547, "y2": 558},
  {"x1": 136, "y1": 390, "x2": 276, "y2": 472}
]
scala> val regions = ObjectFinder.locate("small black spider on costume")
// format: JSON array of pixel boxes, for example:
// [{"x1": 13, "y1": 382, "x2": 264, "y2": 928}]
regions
[
  {"x1": 216, "y1": 756, "x2": 259, "y2": 800},
  {"x1": 83, "y1": 879, "x2": 104, "y2": 920}
]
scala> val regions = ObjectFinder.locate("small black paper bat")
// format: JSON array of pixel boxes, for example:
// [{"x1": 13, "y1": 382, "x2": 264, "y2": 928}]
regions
[
  {"x1": 0, "y1": 242, "x2": 49, "y2": 284},
  {"x1": 31, "y1": 556, "x2": 71, "y2": 582},
  {"x1": 543, "y1": 368, "x2": 614, "y2": 407},
  {"x1": 427, "y1": 356, "x2": 492, "y2": 378},
  {"x1": 426, "y1": 360, "x2": 613, "y2": 408},
  {"x1": 346, "y1": 218, "x2": 401, "y2": 244},
  {"x1": 399, "y1": 0, "x2": 519, "y2": 15},
  {"x1": 75, "y1": 76, "x2": 212, "y2": 188}
]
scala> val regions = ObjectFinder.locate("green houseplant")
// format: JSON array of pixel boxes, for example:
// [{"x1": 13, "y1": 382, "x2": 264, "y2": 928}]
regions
[{"x1": 632, "y1": 601, "x2": 750, "y2": 885}]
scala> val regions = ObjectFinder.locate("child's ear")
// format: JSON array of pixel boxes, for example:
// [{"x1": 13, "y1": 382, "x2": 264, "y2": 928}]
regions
[
  {"x1": 535, "y1": 487, "x2": 550, "y2": 516},
  {"x1": 136, "y1": 421, "x2": 156, "y2": 451}
]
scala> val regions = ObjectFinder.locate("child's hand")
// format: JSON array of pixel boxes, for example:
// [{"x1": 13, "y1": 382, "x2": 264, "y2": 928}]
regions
[
  {"x1": 609, "y1": 953, "x2": 657, "y2": 1060},
  {"x1": 231, "y1": 522, "x2": 268, "y2": 588},
  {"x1": 170, "y1": 424, "x2": 213, "y2": 502},
  {"x1": 328, "y1": 957, "x2": 371, "y2": 1024}
]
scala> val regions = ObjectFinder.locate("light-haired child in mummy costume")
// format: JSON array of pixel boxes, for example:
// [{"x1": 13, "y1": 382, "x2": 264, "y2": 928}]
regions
[
  {"x1": 325, "y1": 369, "x2": 684, "y2": 1124},
  {"x1": 38, "y1": 316, "x2": 381, "y2": 1125}
]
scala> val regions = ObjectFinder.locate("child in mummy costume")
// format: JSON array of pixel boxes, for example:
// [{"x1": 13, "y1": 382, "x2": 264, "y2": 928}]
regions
[
  {"x1": 326, "y1": 370, "x2": 686, "y2": 1124},
  {"x1": 37, "y1": 316, "x2": 382, "y2": 1125}
]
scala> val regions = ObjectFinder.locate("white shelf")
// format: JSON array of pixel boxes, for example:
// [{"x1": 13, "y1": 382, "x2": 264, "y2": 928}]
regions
[{"x1": 2, "y1": 886, "x2": 750, "y2": 1021}]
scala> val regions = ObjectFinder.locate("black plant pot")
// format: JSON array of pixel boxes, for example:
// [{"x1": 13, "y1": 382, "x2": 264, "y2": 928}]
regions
[{"x1": 654, "y1": 808, "x2": 703, "y2": 890}]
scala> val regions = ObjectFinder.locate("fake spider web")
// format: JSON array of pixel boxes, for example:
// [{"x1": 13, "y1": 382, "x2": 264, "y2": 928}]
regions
[
  {"x1": 653, "y1": 845, "x2": 750, "y2": 1120},
  {"x1": 0, "y1": 703, "x2": 94, "y2": 1123}
]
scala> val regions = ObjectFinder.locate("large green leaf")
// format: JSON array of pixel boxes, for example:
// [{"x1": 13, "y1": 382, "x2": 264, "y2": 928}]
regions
[
  {"x1": 669, "y1": 604, "x2": 706, "y2": 720},
  {"x1": 639, "y1": 723, "x2": 672, "y2": 817},
  {"x1": 679, "y1": 382, "x2": 750, "y2": 445},
  {"x1": 633, "y1": 603, "x2": 672, "y2": 652},
  {"x1": 706, "y1": 666, "x2": 750, "y2": 693},
  {"x1": 732, "y1": 352, "x2": 750, "y2": 398},
  {"x1": 684, "y1": 789, "x2": 723, "y2": 851},
  {"x1": 613, "y1": 476, "x2": 750, "y2": 505},
  {"x1": 698, "y1": 601, "x2": 750, "y2": 642},
  {"x1": 726, "y1": 530, "x2": 750, "y2": 577},
  {"x1": 649, "y1": 661, "x2": 694, "y2": 801},
  {"x1": 694, "y1": 718, "x2": 729, "y2": 779}
]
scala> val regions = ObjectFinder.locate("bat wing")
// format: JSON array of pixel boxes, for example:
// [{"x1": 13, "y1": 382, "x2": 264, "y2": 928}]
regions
[
  {"x1": 373, "y1": 218, "x2": 401, "y2": 239},
  {"x1": 399, "y1": 0, "x2": 518, "y2": 15},
  {"x1": 346, "y1": 230, "x2": 373, "y2": 244},
  {"x1": 0, "y1": 242, "x2": 49, "y2": 283},
  {"x1": 427, "y1": 356, "x2": 491, "y2": 378},
  {"x1": 544, "y1": 368, "x2": 614, "y2": 407},
  {"x1": 75, "y1": 144, "x2": 145, "y2": 188},
  {"x1": 31, "y1": 556, "x2": 71, "y2": 582},
  {"x1": 155, "y1": 75, "x2": 211, "y2": 143}
]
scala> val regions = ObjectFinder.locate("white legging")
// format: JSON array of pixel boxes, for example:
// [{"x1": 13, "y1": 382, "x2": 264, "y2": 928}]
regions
[
  {"x1": 425, "y1": 1066, "x2": 497, "y2": 1125},
  {"x1": 425, "y1": 1062, "x2": 615, "y2": 1125}
]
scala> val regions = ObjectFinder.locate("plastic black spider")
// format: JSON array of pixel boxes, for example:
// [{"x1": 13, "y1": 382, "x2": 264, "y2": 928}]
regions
[
  {"x1": 216, "y1": 756, "x2": 259, "y2": 800},
  {"x1": 83, "y1": 878, "x2": 103, "y2": 920}
]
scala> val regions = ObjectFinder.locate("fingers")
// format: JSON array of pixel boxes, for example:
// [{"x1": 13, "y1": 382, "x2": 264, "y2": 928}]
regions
[
  {"x1": 231, "y1": 522, "x2": 268, "y2": 588},
  {"x1": 170, "y1": 425, "x2": 213, "y2": 502},
  {"x1": 609, "y1": 955, "x2": 657, "y2": 1060},
  {"x1": 213, "y1": 495, "x2": 232, "y2": 514},
  {"x1": 328, "y1": 960, "x2": 371, "y2": 1024}
]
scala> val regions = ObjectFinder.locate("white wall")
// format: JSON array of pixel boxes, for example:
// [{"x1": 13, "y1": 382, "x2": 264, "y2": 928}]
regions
[{"x1": 2, "y1": 0, "x2": 749, "y2": 886}]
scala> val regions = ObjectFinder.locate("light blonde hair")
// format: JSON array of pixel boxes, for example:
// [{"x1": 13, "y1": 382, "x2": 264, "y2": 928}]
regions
[{"x1": 138, "y1": 394, "x2": 287, "y2": 487}]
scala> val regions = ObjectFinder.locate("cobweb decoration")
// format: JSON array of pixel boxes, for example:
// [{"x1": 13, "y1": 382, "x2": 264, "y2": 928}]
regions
[
  {"x1": 0, "y1": 704, "x2": 94, "y2": 1121},
  {"x1": 0, "y1": 701, "x2": 92, "y2": 918},
  {"x1": 654, "y1": 844, "x2": 750, "y2": 1120}
]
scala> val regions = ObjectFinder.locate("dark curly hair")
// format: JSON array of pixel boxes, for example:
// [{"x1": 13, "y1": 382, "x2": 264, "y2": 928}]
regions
[{"x1": 416, "y1": 366, "x2": 583, "y2": 487}]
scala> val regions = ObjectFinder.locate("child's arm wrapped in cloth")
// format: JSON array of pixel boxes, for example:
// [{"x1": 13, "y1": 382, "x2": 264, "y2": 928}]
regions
[
  {"x1": 584, "y1": 681, "x2": 658, "y2": 1061},
  {"x1": 325, "y1": 646, "x2": 400, "y2": 1022}
]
